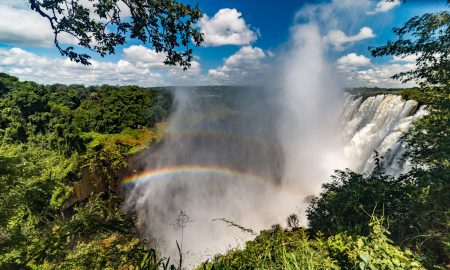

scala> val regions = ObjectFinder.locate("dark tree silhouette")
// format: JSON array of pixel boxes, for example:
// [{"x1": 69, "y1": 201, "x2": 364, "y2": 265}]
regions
[{"x1": 29, "y1": 0, "x2": 204, "y2": 69}]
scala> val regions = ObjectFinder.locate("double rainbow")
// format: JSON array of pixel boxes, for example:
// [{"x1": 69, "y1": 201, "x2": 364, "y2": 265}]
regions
[{"x1": 163, "y1": 130, "x2": 283, "y2": 154}]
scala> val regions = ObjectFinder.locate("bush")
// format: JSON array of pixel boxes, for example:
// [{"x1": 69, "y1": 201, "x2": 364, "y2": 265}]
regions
[{"x1": 200, "y1": 217, "x2": 424, "y2": 270}]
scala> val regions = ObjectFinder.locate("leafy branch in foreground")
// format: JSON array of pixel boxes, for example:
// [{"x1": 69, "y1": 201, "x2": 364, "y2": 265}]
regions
[
  {"x1": 29, "y1": 0, "x2": 204, "y2": 69},
  {"x1": 370, "y1": 11, "x2": 450, "y2": 87}
]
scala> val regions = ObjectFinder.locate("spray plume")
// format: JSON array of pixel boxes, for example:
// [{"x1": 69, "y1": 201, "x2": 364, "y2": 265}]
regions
[
  {"x1": 122, "y1": 0, "x2": 424, "y2": 266},
  {"x1": 122, "y1": 22, "x2": 341, "y2": 266}
]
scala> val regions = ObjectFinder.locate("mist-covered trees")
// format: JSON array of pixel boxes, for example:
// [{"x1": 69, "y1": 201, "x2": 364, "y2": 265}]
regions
[{"x1": 28, "y1": 0, "x2": 203, "y2": 69}]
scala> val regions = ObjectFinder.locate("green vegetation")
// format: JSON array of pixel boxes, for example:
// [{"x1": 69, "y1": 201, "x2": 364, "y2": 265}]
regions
[
  {"x1": 0, "y1": 73, "x2": 172, "y2": 269},
  {"x1": 200, "y1": 9, "x2": 450, "y2": 270},
  {"x1": 306, "y1": 10, "x2": 450, "y2": 268},
  {"x1": 346, "y1": 87, "x2": 427, "y2": 103},
  {"x1": 1, "y1": 7, "x2": 448, "y2": 270},
  {"x1": 201, "y1": 217, "x2": 424, "y2": 270},
  {"x1": 370, "y1": 11, "x2": 450, "y2": 87}
]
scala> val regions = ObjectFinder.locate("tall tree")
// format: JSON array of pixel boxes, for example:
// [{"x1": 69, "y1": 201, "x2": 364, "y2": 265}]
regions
[{"x1": 29, "y1": 0, "x2": 204, "y2": 69}]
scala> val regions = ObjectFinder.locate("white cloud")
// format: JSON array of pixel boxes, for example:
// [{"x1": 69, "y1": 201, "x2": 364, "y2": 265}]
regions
[
  {"x1": 121, "y1": 45, "x2": 203, "y2": 85},
  {"x1": 336, "y1": 52, "x2": 417, "y2": 88},
  {"x1": 295, "y1": 0, "x2": 373, "y2": 32},
  {"x1": 367, "y1": 0, "x2": 401, "y2": 15},
  {"x1": 392, "y1": 54, "x2": 419, "y2": 63},
  {"x1": 0, "y1": 5, "x2": 76, "y2": 47},
  {"x1": 198, "y1": 8, "x2": 257, "y2": 46},
  {"x1": 0, "y1": 47, "x2": 203, "y2": 86},
  {"x1": 0, "y1": 0, "x2": 132, "y2": 47},
  {"x1": 353, "y1": 63, "x2": 416, "y2": 87},
  {"x1": 1, "y1": 0, "x2": 28, "y2": 8},
  {"x1": 324, "y1": 27, "x2": 375, "y2": 50},
  {"x1": 223, "y1": 46, "x2": 265, "y2": 67},
  {"x1": 0, "y1": 47, "x2": 158, "y2": 85},
  {"x1": 77, "y1": 0, "x2": 131, "y2": 22},
  {"x1": 122, "y1": 45, "x2": 166, "y2": 68},
  {"x1": 207, "y1": 46, "x2": 266, "y2": 83},
  {"x1": 337, "y1": 53, "x2": 371, "y2": 66},
  {"x1": 207, "y1": 69, "x2": 227, "y2": 78},
  {"x1": 292, "y1": 0, "x2": 410, "y2": 88}
]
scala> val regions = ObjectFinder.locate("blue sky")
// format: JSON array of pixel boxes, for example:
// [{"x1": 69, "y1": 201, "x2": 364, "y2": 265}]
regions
[{"x1": 0, "y1": 0, "x2": 447, "y2": 87}]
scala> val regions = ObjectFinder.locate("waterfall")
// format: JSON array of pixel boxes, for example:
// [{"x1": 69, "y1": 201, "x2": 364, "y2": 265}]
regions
[
  {"x1": 340, "y1": 93, "x2": 428, "y2": 177},
  {"x1": 123, "y1": 89, "x2": 427, "y2": 265}
]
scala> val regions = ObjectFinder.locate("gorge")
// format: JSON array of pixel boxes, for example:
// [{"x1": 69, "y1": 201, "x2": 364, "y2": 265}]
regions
[{"x1": 122, "y1": 87, "x2": 426, "y2": 264}]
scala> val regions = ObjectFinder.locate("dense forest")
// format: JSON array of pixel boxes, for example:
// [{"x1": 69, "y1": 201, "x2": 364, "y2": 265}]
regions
[
  {"x1": 0, "y1": 74, "x2": 448, "y2": 269},
  {"x1": 0, "y1": 73, "x2": 172, "y2": 269}
]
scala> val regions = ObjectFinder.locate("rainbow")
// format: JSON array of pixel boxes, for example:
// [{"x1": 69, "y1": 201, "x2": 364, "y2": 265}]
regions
[
  {"x1": 164, "y1": 130, "x2": 283, "y2": 154},
  {"x1": 121, "y1": 165, "x2": 305, "y2": 202},
  {"x1": 121, "y1": 165, "x2": 272, "y2": 187}
]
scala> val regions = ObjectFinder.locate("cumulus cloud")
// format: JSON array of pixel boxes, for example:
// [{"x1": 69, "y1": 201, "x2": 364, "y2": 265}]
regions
[
  {"x1": 336, "y1": 53, "x2": 371, "y2": 66},
  {"x1": 122, "y1": 45, "x2": 166, "y2": 68},
  {"x1": 222, "y1": 46, "x2": 265, "y2": 67},
  {"x1": 0, "y1": 0, "x2": 132, "y2": 47},
  {"x1": 295, "y1": 1, "x2": 378, "y2": 51},
  {"x1": 292, "y1": 0, "x2": 410, "y2": 88},
  {"x1": 367, "y1": 0, "x2": 401, "y2": 15},
  {"x1": 336, "y1": 52, "x2": 417, "y2": 88},
  {"x1": 0, "y1": 5, "x2": 77, "y2": 47},
  {"x1": 77, "y1": 0, "x2": 132, "y2": 22},
  {"x1": 199, "y1": 8, "x2": 257, "y2": 46},
  {"x1": 324, "y1": 27, "x2": 375, "y2": 50},
  {"x1": 207, "y1": 46, "x2": 266, "y2": 83},
  {"x1": 392, "y1": 54, "x2": 419, "y2": 63},
  {"x1": 295, "y1": 0, "x2": 373, "y2": 32},
  {"x1": 0, "y1": 47, "x2": 202, "y2": 86},
  {"x1": 353, "y1": 63, "x2": 416, "y2": 87},
  {"x1": 0, "y1": 47, "x2": 159, "y2": 85}
]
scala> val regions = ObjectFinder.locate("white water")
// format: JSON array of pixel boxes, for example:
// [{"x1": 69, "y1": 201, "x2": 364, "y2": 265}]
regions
[
  {"x1": 124, "y1": 90, "x2": 426, "y2": 267},
  {"x1": 123, "y1": 22, "x2": 427, "y2": 266},
  {"x1": 276, "y1": 24, "x2": 344, "y2": 196},
  {"x1": 124, "y1": 23, "x2": 344, "y2": 265},
  {"x1": 341, "y1": 94, "x2": 427, "y2": 177}
]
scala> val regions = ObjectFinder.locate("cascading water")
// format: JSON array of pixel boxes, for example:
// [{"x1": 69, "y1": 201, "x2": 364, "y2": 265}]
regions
[
  {"x1": 123, "y1": 87, "x2": 303, "y2": 266},
  {"x1": 122, "y1": 23, "x2": 426, "y2": 267},
  {"x1": 123, "y1": 23, "x2": 343, "y2": 265},
  {"x1": 275, "y1": 24, "x2": 344, "y2": 196},
  {"x1": 340, "y1": 94, "x2": 428, "y2": 177},
  {"x1": 123, "y1": 91, "x2": 426, "y2": 266}
]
